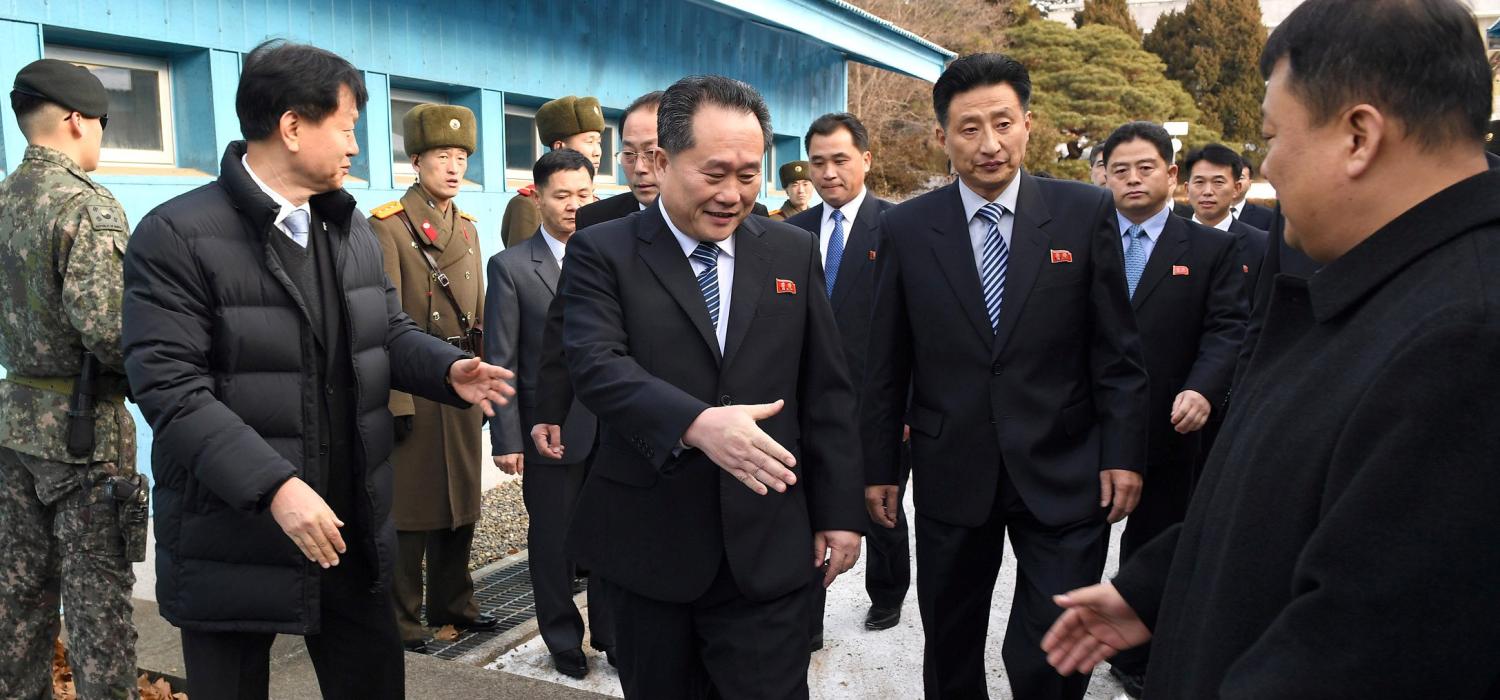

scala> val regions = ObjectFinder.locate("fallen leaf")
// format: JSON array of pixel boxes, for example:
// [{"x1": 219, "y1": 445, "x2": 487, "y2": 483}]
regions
[
  {"x1": 53, "y1": 638, "x2": 75, "y2": 700},
  {"x1": 434, "y1": 624, "x2": 461, "y2": 642}
]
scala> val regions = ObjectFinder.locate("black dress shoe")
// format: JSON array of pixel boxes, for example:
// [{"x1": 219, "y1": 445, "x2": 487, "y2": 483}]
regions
[
  {"x1": 552, "y1": 648, "x2": 589, "y2": 679},
  {"x1": 864, "y1": 605, "x2": 902, "y2": 631},
  {"x1": 402, "y1": 638, "x2": 430, "y2": 653},
  {"x1": 809, "y1": 634, "x2": 823, "y2": 653},
  {"x1": 591, "y1": 642, "x2": 618, "y2": 668},
  {"x1": 1109, "y1": 665, "x2": 1146, "y2": 698},
  {"x1": 459, "y1": 612, "x2": 499, "y2": 631}
]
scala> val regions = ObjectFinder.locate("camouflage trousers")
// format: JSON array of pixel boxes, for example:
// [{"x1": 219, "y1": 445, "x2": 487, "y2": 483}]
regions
[{"x1": 0, "y1": 447, "x2": 137, "y2": 700}]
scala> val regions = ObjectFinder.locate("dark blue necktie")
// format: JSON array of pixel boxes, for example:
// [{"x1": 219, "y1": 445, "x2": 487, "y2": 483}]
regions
[
  {"x1": 825, "y1": 209, "x2": 845, "y2": 298},
  {"x1": 691, "y1": 242, "x2": 721, "y2": 330},
  {"x1": 975, "y1": 202, "x2": 1009, "y2": 332}
]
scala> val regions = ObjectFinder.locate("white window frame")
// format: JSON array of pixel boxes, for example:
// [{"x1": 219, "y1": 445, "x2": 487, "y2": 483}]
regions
[
  {"x1": 45, "y1": 46, "x2": 175, "y2": 166},
  {"x1": 503, "y1": 103, "x2": 615, "y2": 185},
  {"x1": 390, "y1": 87, "x2": 447, "y2": 179}
]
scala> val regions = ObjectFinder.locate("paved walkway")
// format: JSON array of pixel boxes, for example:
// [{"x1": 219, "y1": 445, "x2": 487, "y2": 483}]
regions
[{"x1": 489, "y1": 491, "x2": 1129, "y2": 699}]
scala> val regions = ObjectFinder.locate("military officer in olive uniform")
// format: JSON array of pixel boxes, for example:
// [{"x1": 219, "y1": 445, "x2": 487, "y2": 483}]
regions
[
  {"x1": 500, "y1": 95, "x2": 605, "y2": 248},
  {"x1": 370, "y1": 104, "x2": 496, "y2": 652},
  {"x1": 0, "y1": 59, "x2": 144, "y2": 700},
  {"x1": 770, "y1": 160, "x2": 815, "y2": 220}
]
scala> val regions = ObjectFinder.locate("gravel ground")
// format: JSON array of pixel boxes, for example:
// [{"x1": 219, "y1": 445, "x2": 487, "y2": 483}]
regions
[{"x1": 469, "y1": 478, "x2": 529, "y2": 571}]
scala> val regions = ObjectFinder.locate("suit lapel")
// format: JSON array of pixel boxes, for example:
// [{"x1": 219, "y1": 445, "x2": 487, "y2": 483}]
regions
[
  {"x1": 928, "y1": 184, "x2": 996, "y2": 347},
  {"x1": 1131, "y1": 215, "x2": 1189, "y2": 309},
  {"x1": 530, "y1": 232, "x2": 560, "y2": 296},
  {"x1": 722, "y1": 217, "x2": 771, "y2": 370},
  {"x1": 636, "y1": 206, "x2": 723, "y2": 364},
  {"x1": 992, "y1": 173, "x2": 1050, "y2": 357},
  {"x1": 830, "y1": 197, "x2": 877, "y2": 311}
]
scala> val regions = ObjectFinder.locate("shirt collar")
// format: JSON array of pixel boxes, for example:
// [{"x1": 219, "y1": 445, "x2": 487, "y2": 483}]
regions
[
  {"x1": 824, "y1": 186, "x2": 869, "y2": 227},
  {"x1": 241, "y1": 154, "x2": 311, "y2": 227},
  {"x1": 663, "y1": 199, "x2": 736, "y2": 260},
  {"x1": 1117, "y1": 202, "x2": 1172, "y2": 242},
  {"x1": 538, "y1": 224, "x2": 568, "y2": 264},
  {"x1": 958, "y1": 173, "x2": 1022, "y2": 224},
  {"x1": 1193, "y1": 212, "x2": 1234, "y2": 232}
]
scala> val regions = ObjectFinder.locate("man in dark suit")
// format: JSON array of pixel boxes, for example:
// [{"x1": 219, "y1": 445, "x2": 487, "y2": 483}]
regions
[
  {"x1": 1044, "y1": 2, "x2": 1500, "y2": 697},
  {"x1": 485, "y1": 148, "x2": 610, "y2": 679},
  {"x1": 784, "y1": 112, "x2": 902, "y2": 646},
  {"x1": 1182, "y1": 144, "x2": 1268, "y2": 301},
  {"x1": 1097, "y1": 122, "x2": 1247, "y2": 697},
  {"x1": 1231, "y1": 159, "x2": 1276, "y2": 230},
  {"x1": 862, "y1": 54, "x2": 1150, "y2": 700},
  {"x1": 560, "y1": 75, "x2": 866, "y2": 698},
  {"x1": 577, "y1": 91, "x2": 663, "y2": 231}
]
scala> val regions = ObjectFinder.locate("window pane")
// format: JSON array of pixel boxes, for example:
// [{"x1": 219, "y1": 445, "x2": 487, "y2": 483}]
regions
[
  {"x1": 391, "y1": 99, "x2": 423, "y2": 162},
  {"x1": 506, "y1": 113, "x2": 537, "y2": 171},
  {"x1": 86, "y1": 65, "x2": 162, "y2": 152},
  {"x1": 597, "y1": 125, "x2": 615, "y2": 178}
]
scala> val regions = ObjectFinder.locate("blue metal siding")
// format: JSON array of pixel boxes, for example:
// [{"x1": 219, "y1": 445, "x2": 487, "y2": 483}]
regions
[{"x1": 0, "y1": 0, "x2": 867, "y2": 480}]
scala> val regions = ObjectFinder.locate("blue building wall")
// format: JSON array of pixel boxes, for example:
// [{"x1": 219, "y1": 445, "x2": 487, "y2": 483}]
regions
[{"x1": 0, "y1": 0, "x2": 860, "y2": 480}]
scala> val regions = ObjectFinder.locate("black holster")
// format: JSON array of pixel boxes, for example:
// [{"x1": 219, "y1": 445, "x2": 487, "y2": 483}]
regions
[
  {"x1": 106, "y1": 473, "x2": 150, "y2": 562},
  {"x1": 65, "y1": 351, "x2": 100, "y2": 458}
]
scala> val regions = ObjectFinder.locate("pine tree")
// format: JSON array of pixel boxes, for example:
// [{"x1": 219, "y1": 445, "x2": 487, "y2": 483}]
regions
[
  {"x1": 1144, "y1": 0, "x2": 1268, "y2": 149},
  {"x1": 1074, "y1": 0, "x2": 1142, "y2": 41}
]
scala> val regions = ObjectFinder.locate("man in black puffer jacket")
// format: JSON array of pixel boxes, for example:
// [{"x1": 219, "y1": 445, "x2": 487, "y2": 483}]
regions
[{"x1": 121, "y1": 40, "x2": 514, "y2": 699}]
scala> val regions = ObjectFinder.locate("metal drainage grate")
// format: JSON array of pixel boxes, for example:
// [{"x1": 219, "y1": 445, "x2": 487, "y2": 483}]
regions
[{"x1": 419, "y1": 556, "x2": 586, "y2": 660}]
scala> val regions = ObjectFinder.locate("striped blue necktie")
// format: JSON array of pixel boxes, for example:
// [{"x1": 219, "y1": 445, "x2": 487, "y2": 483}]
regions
[
  {"x1": 825, "y1": 209, "x2": 845, "y2": 298},
  {"x1": 975, "y1": 202, "x2": 1009, "y2": 333},
  {"x1": 1123, "y1": 225, "x2": 1148, "y2": 298},
  {"x1": 691, "y1": 242, "x2": 721, "y2": 330}
]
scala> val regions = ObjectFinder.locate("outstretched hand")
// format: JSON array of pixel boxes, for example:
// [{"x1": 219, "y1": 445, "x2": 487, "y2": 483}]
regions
[
  {"x1": 683, "y1": 400, "x2": 797, "y2": 495},
  {"x1": 447, "y1": 357, "x2": 516, "y2": 416},
  {"x1": 1041, "y1": 582, "x2": 1152, "y2": 676}
]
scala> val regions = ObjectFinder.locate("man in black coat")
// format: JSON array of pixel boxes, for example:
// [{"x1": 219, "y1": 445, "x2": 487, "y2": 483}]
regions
[
  {"x1": 862, "y1": 54, "x2": 1149, "y2": 700},
  {"x1": 784, "y1": 112, "x2": 902, "y2": 646},
  {"x1": 560, "y1": 75, "x2": 865, "y2": 698},
  {"x1": 1231, "y1": 161, "x2": 1276, "y2": 230},
  {"x1": 1096, "y1": 122, "x2": 1247, "y2": 696},
  {"x1": 1044, "y1": 2, "x2": 1500, "y2": 697},
  {"x1": 485, "y1": 149, "x2": 608, "y2": 678},
  {"x1": 120, "y1": 41, "x2": 513, "y2": 699}
]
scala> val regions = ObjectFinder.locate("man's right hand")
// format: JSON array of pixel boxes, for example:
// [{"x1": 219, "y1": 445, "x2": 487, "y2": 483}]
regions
[
  {"x1": 682, "y1": 400, "x2": 797, "y2": 495},
  {"x1": 1042, "y1": 582, "x2": 1152, "y2": 676},
  {"x1": 269, "y1": 477, "x2": 345, "y2": 569},
  {"x1": 865, "y1": 485, "x2": 900, "y2": 528},
  {"x1": 530, "y1": 423, "x2": 565, "y2": 460},
  {"x1": 494, "y1": 453, "x2": 524, "y2": 475}
]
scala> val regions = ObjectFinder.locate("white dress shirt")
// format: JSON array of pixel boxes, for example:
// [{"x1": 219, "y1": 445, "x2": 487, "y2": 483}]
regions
[
  {"x1": 958, "y1": 175, "x2": 1022, "y2": 281},
  {"x1": 819, "y1": 186, "x2": 869, "y2": 266},
  {"x1": 664, "y1": 203, "x2": 735, "y2": 352},
  {"x1": 241, "y1": 154, "x2": 312, "y2": 245},
  {"x1": 539, "y1": 224, "x2": 567, "y2": 267},
  {"x1": 1192, "y1": 213, "x2": 1235, "y2": 232}
]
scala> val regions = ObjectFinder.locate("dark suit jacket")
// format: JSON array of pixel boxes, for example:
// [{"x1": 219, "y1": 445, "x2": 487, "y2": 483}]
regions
[
  {"x1": 561, "y1": 205, "x2": 865, "y2": 604},
  {"x1": 783, "y1": 193, "x2": 895, "y2": 392},
  {"x1": 1236, "y1": 201, "x2": 1275, "y2": 230},
  {"x1": 1227, "y1": 217, "x2": 1269, "y2": 304},
  {"x1": 484, "y1": 232, "x2": 596, "y2": 465},
  {"x1": 1112, "y1": 169, "x2": 1500, "y2": 700},
  {"x1": 577, "y1": 191, "x2": 643, "y2": 231},
  {"x1": 862, "y1": 173, "x2": 1150, "y2": 528},
  {"x1": 1126, "y1": 214, "x2": 1247, "y2": 472}
]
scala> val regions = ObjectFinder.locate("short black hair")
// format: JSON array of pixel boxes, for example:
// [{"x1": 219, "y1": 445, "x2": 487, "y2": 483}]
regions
[
  {"x1": 1181, "y1": 143, "x2": 1244, "y2": 180},
  {"x1": 658, "y1": 75, "x2": 772, "y2": 155},
  {"x1": 805, "y1": 112, "x2": 870, "y2": 152},
  {"x1": 1101, "y1": 121, "x2": 1173, "y2": 166},
  {"x1": 932, "y1": 53, "x2": 1031, "y2": 128},
  {"x1": 1089, "y1": 144, "x2": 1106, "y2": 166},
  {"x1": 9, "y1": 90, "x2": 53, "y2": 136},
  {"x1": 1259, "y1": 0, "x2": 1490, "y2": 150},
  {"x1": 533, "y1": 148, "x2": 595, "y2": 188},
  {"x1": 236, "y1": 39, "x2": 369, "y2": 141},
  {"x1": 622, "y1": 90, "x2": 664, "y2": 126}
]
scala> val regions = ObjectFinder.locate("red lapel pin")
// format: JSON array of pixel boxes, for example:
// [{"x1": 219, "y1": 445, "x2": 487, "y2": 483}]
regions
[
  {"x1": 1050, "y1": 250, "x2": 1073, "y2": 263},
  {"x1": 868, "y1": 250, "x2": 877, "y2": 261},
  {"x1": 1173, "y1": 265, "x2": 1190, "y2": 276},
  {"x1": 776, "y1": 279, "x2": 797, "y2": 294}
]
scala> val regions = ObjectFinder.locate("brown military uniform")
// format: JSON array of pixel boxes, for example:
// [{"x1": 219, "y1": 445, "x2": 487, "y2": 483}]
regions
[
  {"x1": 501, "y1": 185, "x2": 540, "y2": 249},
  {"x1": 769, "y1": 199, "x2": 808, "y2": 221},
  {"x1": 370, "y1": 184, "x2": 486, "y2": 531}
]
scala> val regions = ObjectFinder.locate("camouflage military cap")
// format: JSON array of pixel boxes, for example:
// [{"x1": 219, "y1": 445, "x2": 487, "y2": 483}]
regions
[
  {"x1": 12, "y1": 59, "x2": 108, "y2": 118},
  {"x1": 536, "y1": 96, "x2": 605, "y2": 146},
  {"x1": 404, "y1": 103, "x2": 477, "y2": 156},
  {"x1": 779, "y1": 160, "x2": 811, "y2": 188}
]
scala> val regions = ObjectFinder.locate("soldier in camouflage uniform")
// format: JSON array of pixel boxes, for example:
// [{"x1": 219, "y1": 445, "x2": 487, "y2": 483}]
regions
[{"x1": 0, "y1": 59, "x2": 141, "y2": 700}]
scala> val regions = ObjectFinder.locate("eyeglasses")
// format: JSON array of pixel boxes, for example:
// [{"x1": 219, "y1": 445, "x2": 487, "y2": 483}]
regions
[
  {"x1": 64, "y1": 112, "x2": 108, "y2": 130},
  {"x1": 617, "y1": 148, "x2": 658, "y2": 165}
]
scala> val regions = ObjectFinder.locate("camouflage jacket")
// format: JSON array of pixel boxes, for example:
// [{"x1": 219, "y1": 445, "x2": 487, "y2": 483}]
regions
[{"x1": 0, "y1": 145, "x2": 135, "y2": 469}]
